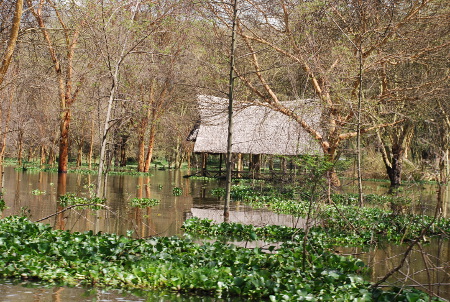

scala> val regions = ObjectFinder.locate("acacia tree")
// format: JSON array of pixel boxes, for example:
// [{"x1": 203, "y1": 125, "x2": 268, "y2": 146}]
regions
[
  {"x1": 26, "y1": 0, "x2": 88, "y2": 173},
  {"x1": 207, "y1": 0, "x2": 448, "y2": 186},
  {"x1": 372, "y1": 0, "x2": 449, "y2": 186},
  {"x1": 0, "y1": 0, "x2": 24, "y2": 163}
]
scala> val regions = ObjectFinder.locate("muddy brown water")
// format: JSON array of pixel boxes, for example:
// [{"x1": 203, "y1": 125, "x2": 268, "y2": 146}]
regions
[{"x1": 0, "y1": 166, "x2": 449, "y2": 301}]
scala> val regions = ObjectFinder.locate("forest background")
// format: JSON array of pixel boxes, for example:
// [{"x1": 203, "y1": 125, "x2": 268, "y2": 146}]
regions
[{"x1": 0, "y1": 0, "x2": 449, "y2": 189}]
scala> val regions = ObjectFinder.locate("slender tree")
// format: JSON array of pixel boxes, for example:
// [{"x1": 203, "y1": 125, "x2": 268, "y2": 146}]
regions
[
  {"x1": 0, "y1": 0, "x2": 24, "y2": 88},
  {"x1": 26, "y1": 0, "x2": 86, "y2": 173}
]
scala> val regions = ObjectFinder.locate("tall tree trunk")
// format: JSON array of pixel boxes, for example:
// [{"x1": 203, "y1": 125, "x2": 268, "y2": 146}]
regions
[
  {"x1": 48, "y1": 147, "x2": 55, "y2": 166},
  {"x1": 137, "y1": 133, "x2": 146, "y2": 172},
  {"x1": 136, "y1": 104, "x2": 149, "y2": 172},
  {"x1": 27, "y1": 0, "x2": 81, "y2": 174},
  {"x1": 120, "y1": 135, "x2": 128, "y2": 167},
  {"x1": 17, "y1": 129, "x2": 23, "y2": 166},
  {"x1": 143, "y1": 120, "x2": 157, "y2": 172},
  {"x1": 58, "y1": 109, "x2": 71, "y2": 172},
  {"x1": 0, "y1": 0, "x2": 23, "y2": 87},
  {"x1": 0, "y1": 87, "x2": 13, "y2": 164},
  {"x1": 76, "y1": 141, "x2": 83, "y2": 168},
  {"x1": 377, "y1": 122, "x2": 414, "y2": 187},
  {"x1": 40, "y1": 145, "x2": 46, "y2": 167},
  {"x1": 88, "y1": 119, "x2": 94, "y2": 170},
  {"x1": 97, "y1": 71, "x2": 118, "y2": 197},
  {"x1": 174, "y1": 136, "x2": 181, "y2": 169}
]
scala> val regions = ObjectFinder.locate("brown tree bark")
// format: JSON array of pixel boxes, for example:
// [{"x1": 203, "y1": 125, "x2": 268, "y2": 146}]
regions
[
  {"x1": 40, "y1": 145, "x2": 47, "y2": 167},
  {"x1": 137, "y1": 118, "x2": 148, "y2": 172},
  {"x1": 88, "y1": 119, "x2": 94, "y2": 170},
  {"x1": 0, "y1": 0, "x2": 24, "y2": 88},
  {"x1": 0, "y1": 88, "x2": 13, "y2": 164},
  {"x1": 376, "y1": 121, "x2": 414, "y2": 187},
  {"x1": 143, "y1": 120, "x2": 157, "y2": 172},
  {"x1": 17, "y1": 129, "x2": 23, "y2": 166},
  {"x1": 76, "y1": 140, "x2": 83, "y2": 168}
]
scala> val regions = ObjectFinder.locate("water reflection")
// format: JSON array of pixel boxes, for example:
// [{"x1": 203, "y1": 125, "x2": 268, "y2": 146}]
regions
[
  {"x1": 342, "y1": 237, "x2": 450, "y2": 300},
  {"x1": 0, "y1": 280, "x2": 232, "y2": 302},
  {"x1": 1, "y1": 167, "x2": 202, "y2": 237}
]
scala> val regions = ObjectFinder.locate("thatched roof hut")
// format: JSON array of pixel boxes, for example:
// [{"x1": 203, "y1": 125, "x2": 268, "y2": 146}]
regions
[{"x1": 188, "y1": 95, "x2": 322, "y2": 156}]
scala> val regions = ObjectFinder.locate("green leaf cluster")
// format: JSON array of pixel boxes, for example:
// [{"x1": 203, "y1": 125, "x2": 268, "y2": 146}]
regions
[
  {"x1": 130, "y1": 198, "x2": 160, "y2": 208},
  {"x1": 172, "y1": 187, "x2": 182, "y2": 196},
  {"x1": 58, "y1": 193, "x2": 106, "y2": 210}
]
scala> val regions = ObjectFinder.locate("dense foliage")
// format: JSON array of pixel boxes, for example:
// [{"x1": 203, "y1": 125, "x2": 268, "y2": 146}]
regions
[
  {"x1": 216, "y1": 185, "x2": 450, "y2": 245},
  {"x1": 0, "y1": 216, "x2": 442, "y2": 301}
]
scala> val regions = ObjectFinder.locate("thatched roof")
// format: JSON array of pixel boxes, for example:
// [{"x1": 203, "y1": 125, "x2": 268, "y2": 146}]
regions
[{"x1": 189, "y1": 95, "x2": 322, "y2": 155}]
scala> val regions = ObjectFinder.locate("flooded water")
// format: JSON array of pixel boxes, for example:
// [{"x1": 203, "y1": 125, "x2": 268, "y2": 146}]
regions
[{"x1": 0, "y1": 166, "x2": 449, "y2": 300}]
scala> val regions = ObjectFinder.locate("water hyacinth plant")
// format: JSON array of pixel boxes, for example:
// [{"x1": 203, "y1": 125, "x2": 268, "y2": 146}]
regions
[
  {"x1": 130, "y1": 198, "x2": 160, "y2": 208},
  {"x1": 0, "y1": 216, "x2": 443, "y2": 301},
  {"x1": 172, "y1": 187, "x2": 182, "y2": 196},
  {"x1": 58, "y1": 193, "x2": 106, "y2": 210}
]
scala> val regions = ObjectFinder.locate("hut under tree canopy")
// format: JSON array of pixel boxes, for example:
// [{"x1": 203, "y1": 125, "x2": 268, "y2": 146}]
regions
[{"x1": 187, "y1": 95, "x2": 322, "y2": 177}]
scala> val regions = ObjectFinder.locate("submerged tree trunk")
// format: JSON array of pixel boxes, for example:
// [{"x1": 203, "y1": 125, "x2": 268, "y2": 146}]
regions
[
  {"x1": 17, "y1": 129, "x2": 23, "y2": 166},
  {"x1": 377, "y1": 121, "x2": 414, "y2": 187},
  {"x1": 58, "y1": 109, "x2": 71, "y2": 173},
  {"x1": 143, "y1": 119, "x2": 157, "y2": 172}
]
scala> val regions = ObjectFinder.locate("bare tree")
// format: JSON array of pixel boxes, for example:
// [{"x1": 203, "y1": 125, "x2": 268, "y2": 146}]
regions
[
  {"x1": 26, "y1": 0, "x2": 87, "y2": 173},
  {"x1": 205, "y1": 0, "x2": 448, "y2": 186}
]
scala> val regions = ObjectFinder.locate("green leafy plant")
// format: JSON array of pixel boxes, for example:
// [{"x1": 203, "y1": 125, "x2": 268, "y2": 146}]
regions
[
  {"x1": 130, "y1": 198, "x2": 160, "y2": 208},
  {"x1": 0, "y1": 216, "x2": 442, "y2": 301},
  {"x1": 31, "y1": 189, "x2": 46, "y2": 195},
  {"x1": 211, "y1": 187, "x2": 226, "y2": 199},
  {"x1": 58, "y1": 193, "x2": 106, "y2": 210},
  {"x1": 172, "y1": 187, "x2": 182, "y2": 196}
]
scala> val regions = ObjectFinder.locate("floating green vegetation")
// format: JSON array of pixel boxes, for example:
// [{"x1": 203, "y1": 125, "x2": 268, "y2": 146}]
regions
[
  {"x1": 107, "y1": 170, "x2": 152, "y2": 176},
  {"x1": 31, "y1": 189, "x2": 46, "y2": 196},
  {"x1": 130, "y1": 198, "x2": 160, "y2": 208},
  {"x1": 188, "y1": 175, "x2": 218, "y2": 181},
  {"x1": 0, "y1": 216, "x2": 442, "y2": 301},
  {"x1": 58, "y1": 193, "x2": 106, "y2": 210},
  {"x1": 221, "y1": 185, "x2": 450, "y2": 245},
  {"x1": 172, "y1": 187, "x2": 182, "y2": 196},
  {"x1": 12, "y1": 162, "x2": 153, "y2": 177}
]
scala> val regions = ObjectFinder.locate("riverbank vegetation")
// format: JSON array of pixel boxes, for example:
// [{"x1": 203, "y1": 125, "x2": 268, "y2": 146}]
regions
[{"x1": 0, "y1": 216, "x2": 444, "y2": 301}]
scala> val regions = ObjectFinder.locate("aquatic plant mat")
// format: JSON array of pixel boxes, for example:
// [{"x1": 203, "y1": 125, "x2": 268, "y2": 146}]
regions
[{"x1": 0, "y1": 216, "x2": 444, "y2": 301}]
